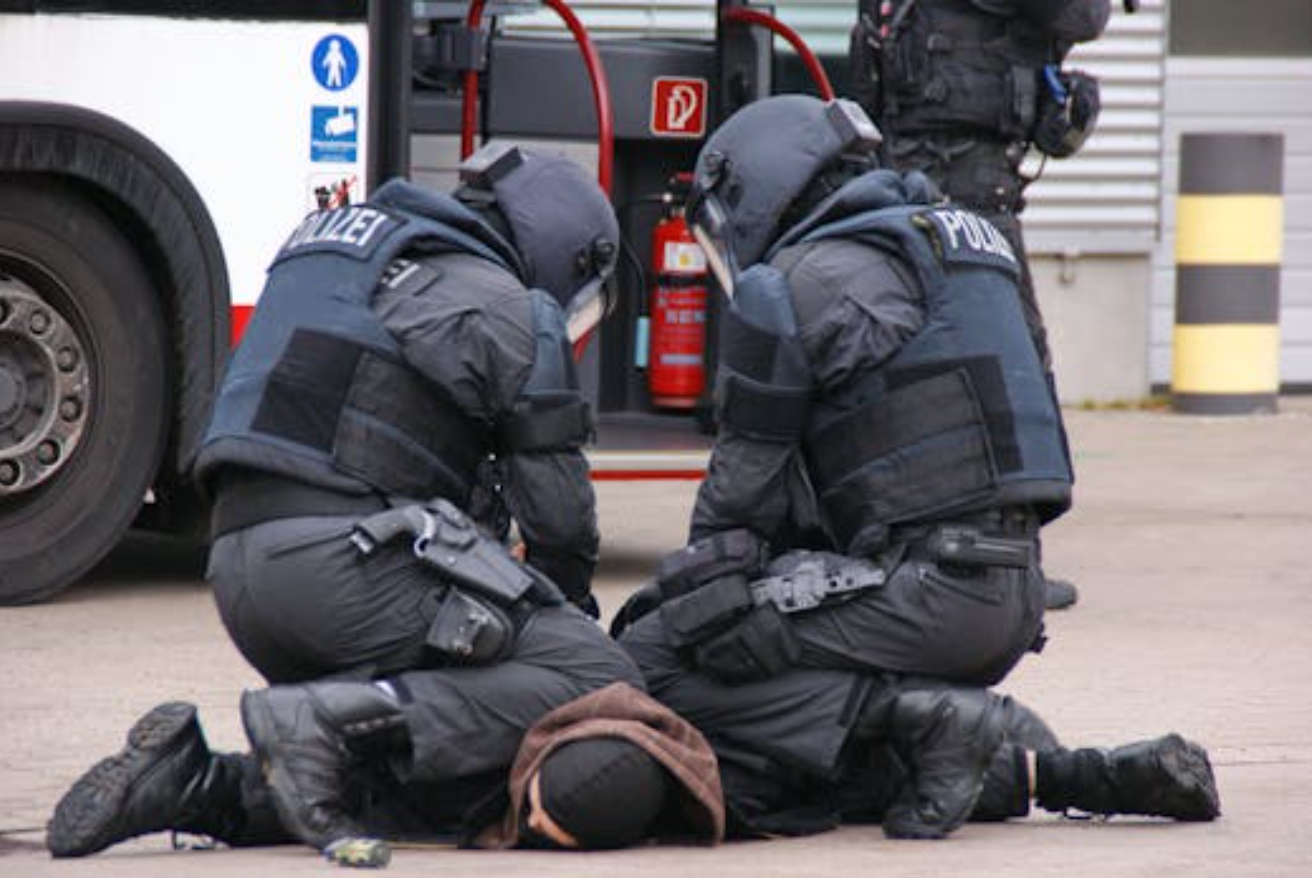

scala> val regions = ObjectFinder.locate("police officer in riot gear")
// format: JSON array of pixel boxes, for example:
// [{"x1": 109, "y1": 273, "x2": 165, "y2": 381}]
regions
[
  {"x1": 849, "y1": 0, "x2": 1112, "y2": 610},
  {"x1": 46, "y1": 145, "x2": 652, "y2": 858},
  {"x1": 619, "y1": 95, "x2": 1218, "y2": 840},
  {"x1": 197, "y1": 141, "x2": 618, "y2": 684},
  {"x1": 617, "y1": 94, "x2": 1073, "y2": 839},
  {"x1": 849, "y1": 0, "x2": 1110, "y2": 367}
]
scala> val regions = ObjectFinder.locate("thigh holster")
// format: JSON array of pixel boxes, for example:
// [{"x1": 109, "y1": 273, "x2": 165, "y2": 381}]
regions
[{"x1": 351, "y1": 499, "x2": 563, "y2": 664}]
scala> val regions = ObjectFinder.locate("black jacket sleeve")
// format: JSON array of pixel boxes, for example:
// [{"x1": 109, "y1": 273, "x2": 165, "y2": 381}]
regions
[{"x1": 373, "y1": 254, "x2": 599, "y2": 611}]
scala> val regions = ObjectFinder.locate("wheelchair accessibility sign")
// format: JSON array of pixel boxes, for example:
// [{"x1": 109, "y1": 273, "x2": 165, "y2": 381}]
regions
[{"x1": 310, "y1": 106, "x2": 359, "y2": 163}]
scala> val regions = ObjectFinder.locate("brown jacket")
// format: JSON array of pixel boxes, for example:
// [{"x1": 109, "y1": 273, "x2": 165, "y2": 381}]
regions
[{"x1": 473, "y1": 682, "x2": 725, "y2": 848}]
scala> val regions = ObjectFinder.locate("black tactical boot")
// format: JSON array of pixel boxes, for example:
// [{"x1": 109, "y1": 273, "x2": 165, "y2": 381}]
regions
[
  {"x1": 1035, "y1": 734, "x2": 1221, "y2": 821},
  {"x1": 873, "y1": 686, "x2": 1009, "y2": 839},
  {"x1": 1043, "y1": 577, "x2": 1079, "y2": 611},
  {"x1": 240, "y1": 682, "x2": 408, "y2": 850},
  {"x1": 47, "y1": 702, "x2": 248, "y2": 857}
]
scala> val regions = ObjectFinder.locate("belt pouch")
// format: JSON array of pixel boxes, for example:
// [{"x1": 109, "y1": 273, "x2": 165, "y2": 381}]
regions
[
  {"x1": 693, "y1": 604, "x2": 802, "y2": 685},
  {"x1": 660, "y1": 575, "x2": 755, "y2": 649},
  {"x1": 426, "y1": 589, "x2": 513, "y2": 665}
]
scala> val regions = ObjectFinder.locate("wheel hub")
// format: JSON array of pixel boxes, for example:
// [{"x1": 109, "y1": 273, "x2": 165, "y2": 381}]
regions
[{"x1": 0, "y1": 279, "x2": 90, "y2": 495}]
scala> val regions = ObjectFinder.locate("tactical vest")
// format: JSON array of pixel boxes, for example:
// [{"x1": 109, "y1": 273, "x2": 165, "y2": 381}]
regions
[
  {"x1": 876, "y1": 0, "x2": 1054, "y2": 143},
  {"x1": 195, "y1": 181, "x2": 524, "y2": 504},
  {"x1": 777, "y1": 203, "x2": 1072, "y2": 553}
]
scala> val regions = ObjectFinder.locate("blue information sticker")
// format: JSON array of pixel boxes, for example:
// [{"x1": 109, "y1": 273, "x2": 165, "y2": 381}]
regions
[
  {"x1": 310, "y1": 106, "x2": 359, "y2": 163},
  {"x1": 311, "y1": 34, "x2": 359, "y2": 91}
]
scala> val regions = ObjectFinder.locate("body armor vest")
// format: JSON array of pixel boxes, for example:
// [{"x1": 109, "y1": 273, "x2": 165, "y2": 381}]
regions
[
  {"x1": 876, "y1": 0, "x2": 1055, "y2": 143},
  {"x1": 775, "y1": 200, "x2": 1072, "y2": 554},
  {"x1": 195, "y1": 181, "x2": 524, "y2": 504}
]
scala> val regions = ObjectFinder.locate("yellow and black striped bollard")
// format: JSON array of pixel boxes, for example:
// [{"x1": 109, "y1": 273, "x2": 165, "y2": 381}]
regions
[{"x1": 1171, "y1": 132, "x2": 1283, "y2": 414}]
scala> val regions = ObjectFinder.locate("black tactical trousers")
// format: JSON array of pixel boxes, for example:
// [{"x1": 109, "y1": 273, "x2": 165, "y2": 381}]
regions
[
  {"x1": 209, "y1": 514, "x2": 643, "y2": 781},
  {"x1": 620, "y1": 546, "x2": 1044, "y2": 783},
  {"x1": 200, "y1": 604, "x2": 644, "y2": 847},
  {"x1": 210, "y1": 514, "x2": 446, "y2": 683},
  {"x1": 620, "y1": 560, "x2": 1041, "y2": 836}
]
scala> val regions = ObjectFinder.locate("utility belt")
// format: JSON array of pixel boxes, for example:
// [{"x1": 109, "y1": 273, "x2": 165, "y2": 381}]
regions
[
  {"x1": 211, "y1": 470, "x2": 387, "y2": 539},
  {"x1": 652, "y1": 514, "x2": 1036, "y2": 685},
  {"x1": 350, "y1": 500, "x2": 564, "y2": 665},
  {"x1": 651, "y1": 531, "x2": 887, "y2": 685},
  {"x1": 894, "y1": 507, "x2": 1039, "y2": 570}
]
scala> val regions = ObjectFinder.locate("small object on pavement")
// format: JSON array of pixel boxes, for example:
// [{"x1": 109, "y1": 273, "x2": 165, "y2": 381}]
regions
[{"x1": 323, "y1": 837, "x2": 392, "y2": 869}]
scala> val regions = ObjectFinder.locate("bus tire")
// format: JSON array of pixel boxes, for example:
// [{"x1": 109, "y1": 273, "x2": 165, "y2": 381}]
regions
[{"x1": 0, "y1": 178, "x2": 169, "y2": 605}]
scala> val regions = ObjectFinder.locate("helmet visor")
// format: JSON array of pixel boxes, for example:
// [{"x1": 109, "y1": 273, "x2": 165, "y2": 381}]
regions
[
  {"x1": 689, "y1": 195, "x2": 737, "y2": 298},
  {"x1": 564, "y1": 273, "x2": 613, "y2": 345}
]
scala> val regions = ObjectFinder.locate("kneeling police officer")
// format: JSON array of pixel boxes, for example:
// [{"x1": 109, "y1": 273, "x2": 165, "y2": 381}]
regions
[
  {"x1": 199, "y1": 143, "x2": 617, "y2": 684},
  {"x1": 617, "y1": 99, "x2": 1219, "y2": 839},
  {"x1": 617, "y1": 94, "x2": 1074, "y2": 838},
  {"x1": 47, "y1": 145, "x2": 657, "y2": 856}
]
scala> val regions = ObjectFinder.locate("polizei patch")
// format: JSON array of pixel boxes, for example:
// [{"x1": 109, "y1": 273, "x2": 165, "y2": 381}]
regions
[
  {"x1": 920, "y1": 209, "x2": 1019, "y2": 274},
  {"x1": 276, "y1": 205, "x2": 403, "y2": 262}
]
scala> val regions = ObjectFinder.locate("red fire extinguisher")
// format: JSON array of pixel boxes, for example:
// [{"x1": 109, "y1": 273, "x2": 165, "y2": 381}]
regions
[{"x1": 647, "y1": 180, "x2": 708, "y2": 409}]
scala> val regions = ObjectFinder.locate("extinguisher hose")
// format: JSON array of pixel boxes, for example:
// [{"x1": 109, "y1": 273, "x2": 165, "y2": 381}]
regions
[
  {"x1": 721, "y1": 6, "x2": 836, "y2": 101},
  {"x1": 615, "y1": 195, "x2": 669, "y2": 317},
  {"x1": 461, "y1": 0, "x2": 615, "y2": 194}
]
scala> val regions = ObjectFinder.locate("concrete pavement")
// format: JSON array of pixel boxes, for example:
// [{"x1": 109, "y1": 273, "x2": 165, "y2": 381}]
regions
[{"x1": 2, "y1": 399, "x2": 1311, "y2": 876}]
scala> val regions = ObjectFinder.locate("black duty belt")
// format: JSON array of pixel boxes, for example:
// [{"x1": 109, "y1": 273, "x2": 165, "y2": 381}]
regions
[
  {"x1": 211, "y1": 471, "x2": 388, "y2": 539},
  {"x1": 895, "y1": 507, "x2": 1039, "y2": 570}
]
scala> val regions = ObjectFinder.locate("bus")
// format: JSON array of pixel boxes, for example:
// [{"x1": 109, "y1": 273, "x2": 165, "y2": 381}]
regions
[
  {"x1": 0, "y1": 0, "x2": 790, "y2": 604},
  {"x1": 0, "y1": 2, "x2": 391, "y2": 603}
]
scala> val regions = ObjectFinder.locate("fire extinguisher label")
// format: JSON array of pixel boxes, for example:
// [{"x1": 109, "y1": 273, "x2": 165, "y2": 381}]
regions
[
  {"x1": 662, "y1": 241, "x2": 708, "y2": 275},
  {"x1": 651, "y1": 77, "x2": 709, "y2": 138}
]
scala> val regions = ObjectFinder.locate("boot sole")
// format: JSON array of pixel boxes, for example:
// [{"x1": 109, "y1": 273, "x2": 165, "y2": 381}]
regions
[
  {"x1": 47, "y1": 702, "x2": 199, "y2": 857},
  {"x1": 240, "y1": 690, "x2": 329, "y2": 850},
  {"x1": 1155, "y1": 734, "x2": 1222, "y2": 821}
]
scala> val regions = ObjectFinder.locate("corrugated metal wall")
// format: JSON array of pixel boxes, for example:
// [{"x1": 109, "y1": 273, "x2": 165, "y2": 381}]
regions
[
  {"x1": 507, "y1": 0, "x2": 1166, "y2": 256},
  {"x1": 1153, "y1": 57, "x2": 1312, "y2": 386},
  {"x1": 502, "y1": 0, "x2": 715, "y2": 37},
  {"x1": 1024, "y1": 0, "x2": 1165, "y2": 255}
]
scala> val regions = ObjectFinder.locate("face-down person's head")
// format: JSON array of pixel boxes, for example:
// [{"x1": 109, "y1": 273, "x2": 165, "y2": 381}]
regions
[
  {"x1": 685, "y1": 95, "x2": 885, "y2": 292},
  {"x1": 519, "y1": 737, "x2": 671, "y2": 850},
  {"x1": 455, "y1": 142, "x2": 620, "y2": 345}
]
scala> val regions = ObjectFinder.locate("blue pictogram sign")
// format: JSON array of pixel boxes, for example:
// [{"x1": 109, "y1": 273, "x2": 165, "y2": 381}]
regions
[
  {"x1": 310, "y1": 106, "x2": 359, "y2": 163},
  {"x1": 312, "y1": 34, "x2": 359, "y2": 91}
]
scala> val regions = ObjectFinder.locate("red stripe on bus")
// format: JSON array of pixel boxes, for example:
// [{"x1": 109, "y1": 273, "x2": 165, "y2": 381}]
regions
[
  {"x1": 591, "y1": 470, "x2": 705, "y2": 481},
  {"x1": 231, "y1": 304, "x2": 255, "y2": 347}
]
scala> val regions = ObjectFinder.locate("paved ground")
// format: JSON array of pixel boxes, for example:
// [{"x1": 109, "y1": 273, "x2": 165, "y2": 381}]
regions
[{"x1": 2, "y1": 399, "x2": 1311, "y2": 877}]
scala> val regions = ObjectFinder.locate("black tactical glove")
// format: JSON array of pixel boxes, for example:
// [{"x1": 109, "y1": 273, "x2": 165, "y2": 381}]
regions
[{"x1": 1033, "y1": 68, "x2": 1100, "y2": 158}]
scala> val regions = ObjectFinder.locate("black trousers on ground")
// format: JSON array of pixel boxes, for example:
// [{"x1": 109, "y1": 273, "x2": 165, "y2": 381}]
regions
[{"x1": 619, "y1": 547, "x2": 1043, "y2": 833}]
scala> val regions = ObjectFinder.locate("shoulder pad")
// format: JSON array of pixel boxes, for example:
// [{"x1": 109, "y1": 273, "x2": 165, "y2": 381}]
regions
[
  {"x1": 274, "y1": 204, "x2": 404, "y2": 264},
  {"x1": 915, "y1": 208, "x2": 1020, "y2": 276}
]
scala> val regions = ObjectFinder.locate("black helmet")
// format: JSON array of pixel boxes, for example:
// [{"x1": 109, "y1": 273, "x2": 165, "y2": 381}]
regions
[
  {"x1": 457, "y1": 143, "x2": 619, "y2": 340},
  {"x1": 687, "y1": 96, "x2": 882, "y2": 289}
]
